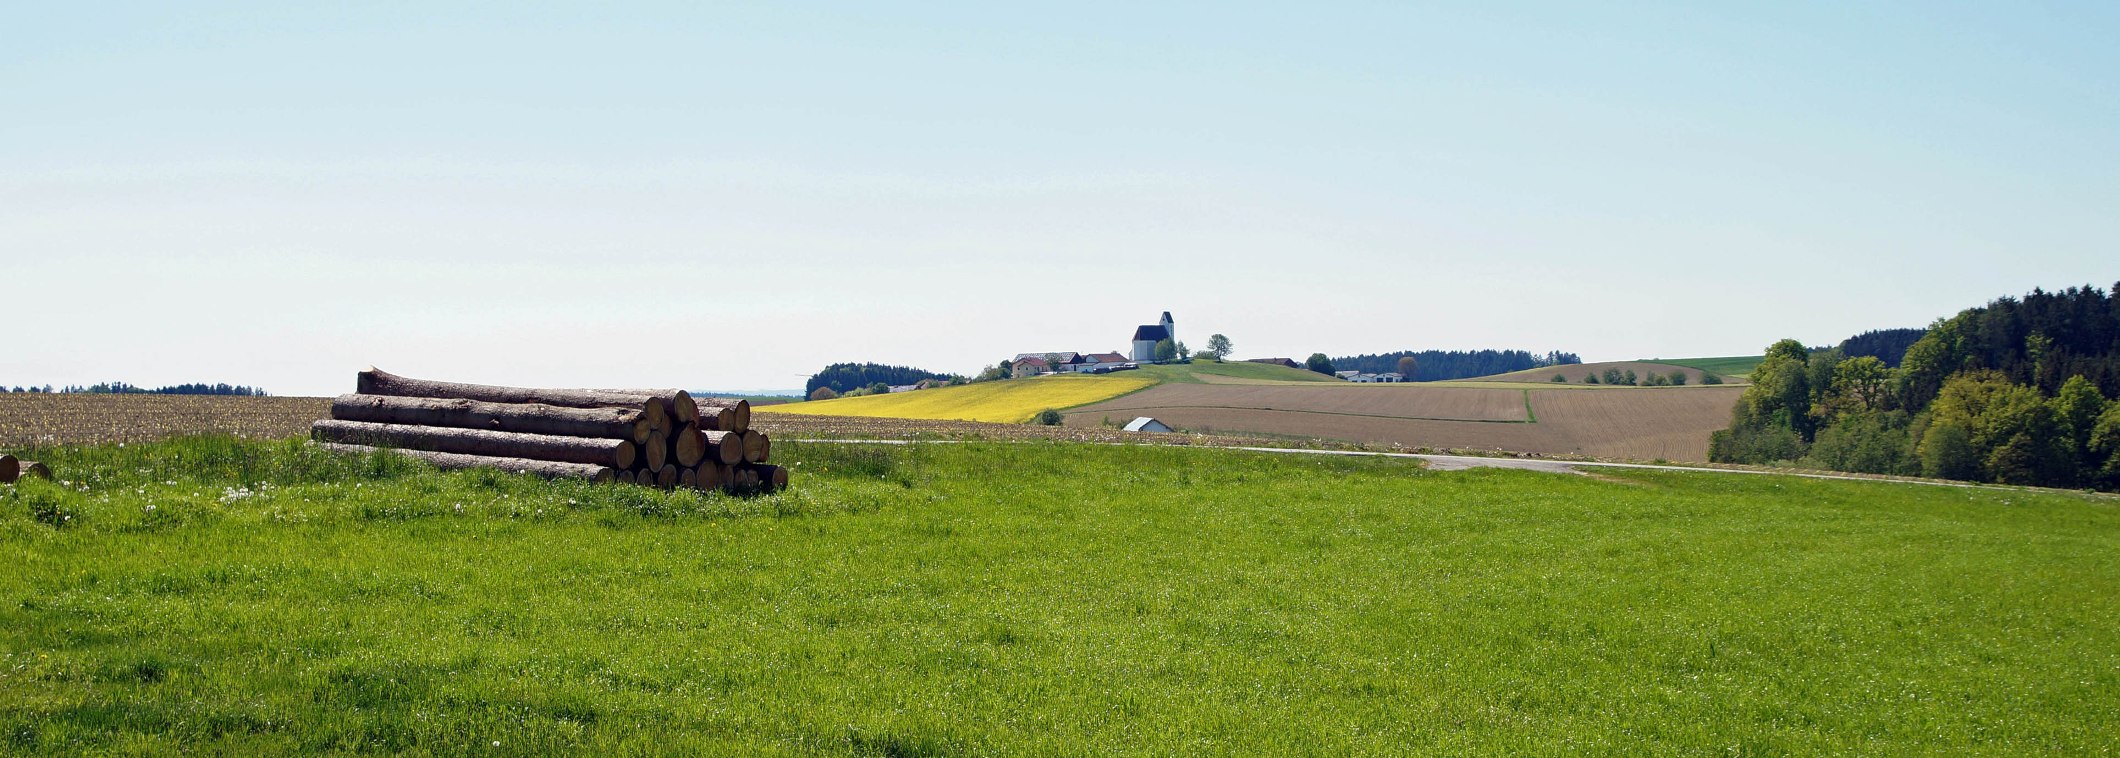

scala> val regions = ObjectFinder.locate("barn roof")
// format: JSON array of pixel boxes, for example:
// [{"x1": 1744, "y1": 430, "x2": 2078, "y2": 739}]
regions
[{"x1": 1131, "y1": 324, "x2": 1170, "y2": 342}]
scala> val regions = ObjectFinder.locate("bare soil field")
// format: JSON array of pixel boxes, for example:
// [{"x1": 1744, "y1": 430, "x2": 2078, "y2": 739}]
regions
[
  {"x1": 1067, "y1": 383, "x2": 1530, "y2": 423},
  {"x1": 1063, "y1": 385, "x2": 1743, "y2": 461},
  {"x1": 0, "y1": 394, "x2": 330, "y2": 447},
  {"x1": 1469, "y1": 360, "x2": 1725, "y2": 385},
  {"x1": 753, "y1": 413, "x2": 1288, "y2": 447}
]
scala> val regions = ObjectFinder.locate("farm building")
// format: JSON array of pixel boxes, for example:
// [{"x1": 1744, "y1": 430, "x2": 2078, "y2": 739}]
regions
[
  {"x1": 1350, "y1": 373, "x2": 1405, "y2": 383},
  {"x1": 1245, "y1": 358, "x2": 1301, "y2": 369},
  {"x1": 1123, "y1": 417, "x2": 1174, "y2": 433},
  {"x1": 1011, "y1": 357, "x2": 1051, "y2": 378},
  {"x1": 1335, "y1": 370, "x2": 1361, "y2": 380},
  {"x1": 1130, "y1": 312, "x2": 1176, "y2": 362}
]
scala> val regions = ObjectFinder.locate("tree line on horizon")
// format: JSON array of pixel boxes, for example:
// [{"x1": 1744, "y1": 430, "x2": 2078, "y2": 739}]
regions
[
  {"x1": 3, "y1": 382, "x2": 268, "y2": 396},
  {"x1": 1329, "y1": 350, "x2": 1581, "y2": 381},
  {"x1": 1713, "y1": 284, "x2": 2120, "y2": 491}
]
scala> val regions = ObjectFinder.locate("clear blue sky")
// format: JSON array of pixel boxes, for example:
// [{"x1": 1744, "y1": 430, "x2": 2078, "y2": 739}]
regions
[{"x1": 4, "y1": 2, "x2": 2115, "y2": 394}]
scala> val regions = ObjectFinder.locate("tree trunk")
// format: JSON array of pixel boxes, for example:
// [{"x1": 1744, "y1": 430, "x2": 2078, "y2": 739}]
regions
[
  {"x1": 679, "y1": 467, "x2": 698, "y2": 489},
  {"x1": 358, "y1": 367, "x2": 680, "y2": 422},
  {"x1": 701, "y1": 430, "x2": 744, "y2": 465},
  {"x1": 748, "y1": 464, "x2": 789, "y2": 492},
  {"x1": 654, "y1": 465, "x2": 679, "y2": 489},
  {"x1": 697, "y1": 398, "x2": 751, "y2": 432},
  {"x1": 672, "y1": 425, "x2": 707, "y2": 468},
  {"x1": 616, "y1": 469, "x2": 637, "y2": 485},
  {"x1": 694, "y1": 463, "x2": 724, "y2": 491},
  {"x1": 330, "y1": 394, "x2": 651, "y2": 444},
  {"x1": 314, "y1": 442, "x2": 614, "y2": 482},
  {"x1": 742, "y1": 430, "x2": 769, "y2": 463},
  {"x1": 0, "y1": 454, "x2": 15, "y2": 484},
  {"x1": 312, "y1": 420, "x2": 637, "y2": 469},
  {"x1": 639, "y1": 427, "x2": 668, "y2": 472}
]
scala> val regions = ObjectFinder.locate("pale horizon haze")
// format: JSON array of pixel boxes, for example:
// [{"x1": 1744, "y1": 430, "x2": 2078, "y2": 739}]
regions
[{"x1": 4, "y1": 3, "x2": 2116, "y2": 395}]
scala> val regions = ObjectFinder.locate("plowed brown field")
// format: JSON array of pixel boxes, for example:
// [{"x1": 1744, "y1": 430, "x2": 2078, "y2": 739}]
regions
[
  {"x1": 1469, "y1": 361, "x2": 1723, "y2": 385},
  {"x1": 1068, "y1": 384, "x2": 1529, "y2": 423},
  {"x1": 0, "y1": 394, "x2": 330, "y2": 447},
  {"x1": 1062, "y1": 385, "x2": 1742, "y2": 461}
]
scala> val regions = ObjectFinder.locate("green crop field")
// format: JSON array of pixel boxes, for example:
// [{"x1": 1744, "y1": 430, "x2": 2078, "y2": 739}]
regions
[
  {"x1": 3, "y1": 436, "x2": 2117, "y2": 754},
  {"x1": 1652, "y1": 355, "x2": 1764, "y2": 378}
]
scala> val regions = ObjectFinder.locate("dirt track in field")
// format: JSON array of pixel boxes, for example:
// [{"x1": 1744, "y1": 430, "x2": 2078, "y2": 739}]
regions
[
  {"x1": 1068, "y1": 383, "x2": 1530, "y2": 424},
  {"x1": 1062, "y1": 385, "x2": 1743, "y2": 461}
]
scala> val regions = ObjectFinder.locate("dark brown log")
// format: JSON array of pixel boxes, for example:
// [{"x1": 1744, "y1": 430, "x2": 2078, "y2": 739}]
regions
[
  {"x1": 643, "y1": 428, "x2": 668, "y2": 473},
  {"x1": 679, "y1": 467, "x2": 698, "y2": 488},
  {"x1": 358, "y1": 368, "x2": 682, "y2": 424},
  {"x1": 748, "y1": 464, "x2": 789, "y2": 492},
  {"x1": 616, "y1": 469, "x2": 637, "y2": 485},
  {"x1": 655, "y1": 465, "x2": 679, "y2": 489},
  {"x1": 314, "y1": 442, "x2": 613, "y2": 482},
  {"x1": 312, "y1": 420, "x2": 636, "y2": 469},
  {"x1": 697, "y1": 398, "x2": 751, "y2": 432},
  {"x1": 672, "y1": 425, "x2": 707, "y2": 468},
  {"x1": 741, "y1": 430, "x2": 769, "y2": 463},
  {"x1": 330, "y1": 394, "x2": 652, "y2": 444},
  {"x1": 0, "y1": 454, "x2": 15, "y2": 484},
  {"x1": 701, "y1": 430, "x2": 744, "y2": 465},
  {"x1": 19, "y1": 461, "x2": 50, "y2": 481}
]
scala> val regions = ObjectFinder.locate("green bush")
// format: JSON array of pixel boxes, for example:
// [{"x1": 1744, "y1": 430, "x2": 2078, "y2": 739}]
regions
[
  {"x1": 1033, "y1": 409, "x2": 1064, "y2": 426},
  {"x1": 1549, "y1": 374, "x2": 1567, "y2": 383}
]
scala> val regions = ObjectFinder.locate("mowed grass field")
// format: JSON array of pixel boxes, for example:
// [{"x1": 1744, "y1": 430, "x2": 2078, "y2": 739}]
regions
[
  {"x1": 1066, "y1": 384, "x2": 1744, "y2": 461},
  {"x1": 1467, "y1": 360, "x2": 1724, "y2": 386},
  {"x1": 3, "y1": 436, "x2": 2117, "y2": 753}
]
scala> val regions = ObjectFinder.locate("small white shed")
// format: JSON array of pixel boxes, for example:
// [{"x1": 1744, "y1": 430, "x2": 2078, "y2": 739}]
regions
[{"x1": 1123, "y1": 417, "x2": 1174, "y2": 433}]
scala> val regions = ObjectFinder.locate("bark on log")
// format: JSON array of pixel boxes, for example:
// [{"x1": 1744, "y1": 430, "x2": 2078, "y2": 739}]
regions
[
  {"x1": 742, "y1": 430, "x2": 769, "y2": 463},
  {"x1": 697, "y1": 398, "x2": 751, "y2": 432},
  {"x1": 330, "y1": 394, "x2": 652, "y2": 445},
  {"x1": 701, "y1": 430, "x2": 744, "y2": 465},
  {"x1": 358, "y1": 368, "x2": 681, "y2": 423},
  {"x1": 312, "y1": 420, "x2": 636, "y2": 469},
  {"x1": 643, "y1": 429, "x2": 668, "y2": 473},
  {"x1": 314, "y1": 442, "x2": 613, "y2": 482},
  {"x1": 672, "y1": 425, "x2": 707, "y2": 468},
  {"x1": 587, "y1": 388, "x2": 697, "y2": 425}
]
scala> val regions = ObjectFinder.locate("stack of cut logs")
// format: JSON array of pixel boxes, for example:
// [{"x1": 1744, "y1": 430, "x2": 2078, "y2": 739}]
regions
[{"x1": 310, "y1": 368, "x2": 786, "y2": 493}]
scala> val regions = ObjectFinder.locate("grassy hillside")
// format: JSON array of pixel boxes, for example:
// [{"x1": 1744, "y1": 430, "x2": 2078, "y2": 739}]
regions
[
  {"x1": 760, "y1": 373, "x2": 1156, "y2": 423},
  {"x1": 1137, "y1": 360, "x2": 1341, "y2": 384},
  {"x1": 1652, "y1": 355, "x2": 1764, "y2": 378},
  {"x1": 3, "y1": 437, "x2": 2116, "y2": 753}
]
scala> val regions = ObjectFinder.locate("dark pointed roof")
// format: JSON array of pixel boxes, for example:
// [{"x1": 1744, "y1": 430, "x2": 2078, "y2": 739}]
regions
[{"x1": 1132, "y1": 324, "x2": 1170, "y2": 342}]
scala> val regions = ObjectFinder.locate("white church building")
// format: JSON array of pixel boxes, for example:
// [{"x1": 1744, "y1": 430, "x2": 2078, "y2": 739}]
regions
[{"x1": 1130, "y1": 311, "x2": 1176, "y2": 362}]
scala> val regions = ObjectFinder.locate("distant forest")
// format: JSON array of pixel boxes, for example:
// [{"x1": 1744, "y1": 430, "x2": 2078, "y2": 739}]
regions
[
  {"x1": 3, "y1": 382, "x2": 268, "y2": 396},
  {"x1": 1332, "y1": 350, "x2": 1582, "y2": 381},
  {"x1": 805, "y1": 363, "x2": 954, "y2": 396},
  {"x1": 1836, "y1": 328, "x2": 1928, "y2": 367},
  {"x1": 1714, "y1": 283, "x2": 2120, "y2": 491}
]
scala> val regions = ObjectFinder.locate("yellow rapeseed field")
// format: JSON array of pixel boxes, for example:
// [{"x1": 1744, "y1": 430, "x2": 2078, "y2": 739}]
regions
[{"x1": 758, "y1": 374, "x2": 1157, "y2": 423}]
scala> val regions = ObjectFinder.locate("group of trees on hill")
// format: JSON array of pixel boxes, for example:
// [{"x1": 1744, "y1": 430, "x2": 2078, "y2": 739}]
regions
[
  {"x1": 1331, "y1": 350, "x2": 1581, "y2": 381},
  {"x1": 805, "y1": 363, "x2": 954, "y2": 398},
  {"x1": 1836, "y1": 328, "x2": 1927, "y2": 367},
  {"x1": 3, "y1": 383, "x2": 267, "y2": 395},
  {"x1": 1712, "y1": 285, "x2": 2120, "y2": 491}
]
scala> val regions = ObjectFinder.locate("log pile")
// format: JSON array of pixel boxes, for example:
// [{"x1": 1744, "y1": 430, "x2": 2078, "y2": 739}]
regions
[{"x1": 311, "y1": 368, "x2": 785, "y2": 493}]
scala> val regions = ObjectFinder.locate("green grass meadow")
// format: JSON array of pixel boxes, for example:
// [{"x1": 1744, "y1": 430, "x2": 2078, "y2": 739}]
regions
[{"x1": 3, "y1": 437, "x2": 2117, "y2": 754}]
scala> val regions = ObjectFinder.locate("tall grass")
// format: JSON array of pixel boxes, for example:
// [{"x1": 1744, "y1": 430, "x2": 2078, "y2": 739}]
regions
[{"x1": 3, "y1": 436, "x2": 2117, "y2": 754}]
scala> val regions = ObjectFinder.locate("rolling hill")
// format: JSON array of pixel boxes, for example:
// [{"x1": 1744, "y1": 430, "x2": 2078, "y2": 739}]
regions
[{"x1": 1651, "y1": 355, "x2": 1763, "y2": 379}]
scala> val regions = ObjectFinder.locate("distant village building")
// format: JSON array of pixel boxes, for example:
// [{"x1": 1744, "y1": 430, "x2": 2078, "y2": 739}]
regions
[
  {"x1": 1335, "y1": 370, "x2": 1361, "y2": 380},
  {"x1": 1123, "y1": 417, "x2": 1174, "y2": 433},
  {"x1": 1245, "y1": 358, "x2": 1301, "y2": 369},
  {"x1": 1130, "y1": 312, "x2": 1176, "y2": 362},
  {"x1": 1011, "y1": 356, "x2": 1050, "y2": 378},
  {"x1": 1350, "y1": 372, "x2": 1405, "y2": 383}
]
